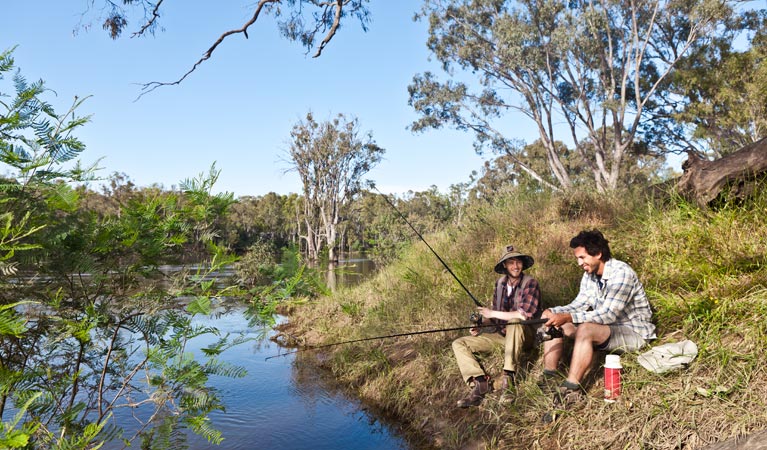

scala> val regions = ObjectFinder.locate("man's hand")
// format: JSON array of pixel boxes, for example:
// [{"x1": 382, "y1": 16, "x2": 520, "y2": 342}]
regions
[
  {"x1": 476, "y1": 306, "x2": 493, "y2": 320},
  {"x1": 544, "y1": 311, "x2": 573, "y2": 328},
  {"x1": 469, "y1": 327, "x2": 480, "y2": 336}
]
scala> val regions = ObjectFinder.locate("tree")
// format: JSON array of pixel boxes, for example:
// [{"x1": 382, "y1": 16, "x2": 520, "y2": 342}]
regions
[
  {"x1": 656, "y1": 10, "x2": 767, "y2": 158},
  {"x1": 221, "y1": 192, "x2": 297, "y2": 253},
  {"x1": 345, "y1": 188, "x2": 458, "y2": 264},
  {"x1": 78, "y1": 0, "x2": 372, "y2": 95},
  {"x1": 286, "y1": 112, "x2": 383, "y2": 262},
  {"x1": 409, "y1": 0, "x2": 743, "y2": 192}
]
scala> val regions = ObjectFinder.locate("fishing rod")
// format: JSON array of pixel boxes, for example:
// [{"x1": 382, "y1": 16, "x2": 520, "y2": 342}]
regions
[
  {"x1": 373, "y1": 186, "x2": 482, "y2": 307},
  {"x1": 265, "y1": 318, "x2": 548, "y2": 361}
]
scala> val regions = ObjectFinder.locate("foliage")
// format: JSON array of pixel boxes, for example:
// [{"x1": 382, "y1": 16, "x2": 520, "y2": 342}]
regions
[
  {"x1": 179, "y1": 163, "x2": 236, "y2": 253},
  {"x1": 243, "y1": 245, "x2": 330, "y2": 326},
  {"x1": 234, "y1": 240, "x2": 279, "y2": 287},
  {"x1": 347, "y1": 188, "x2": 457, "y2": 265},
  {"x1": 221, "y1": 192, "x2": 299, "y2": 253},
  {"x1": 211, "y1": 181, "x2": 470, "y2": 268},
  {"x1": 0, "y1": 49, "x2": 247, "y2": 449},
  {"x1": 73, "y1": 0, "x2": 373, "y2": 94},
  {"x1": 656, "y1": 9, "x2": 767, "y2": 157},
  {"x1": 86, "y1": 0, "x2": 372, "y2": 55},
  {"x1": 0, "y1": 47, "x2": 94, "y2": 189},
  {"x1": 409, "y1": 0, "x2": 746, "y2": 192}
]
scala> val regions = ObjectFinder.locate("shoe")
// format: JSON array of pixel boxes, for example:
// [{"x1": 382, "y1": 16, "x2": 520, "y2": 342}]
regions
[
  {"x1": 553, "y1": 384, "x2": 584, "y2": 407},
  {"x1": 457, "y1": 376, "x2": 492, "y2": 408},
  {"x1": 542, "y1": 384, "x2": 583, "y2": 423},
  {"x1": 499, "y1": 372, "x2": 516, "y2": 405}
]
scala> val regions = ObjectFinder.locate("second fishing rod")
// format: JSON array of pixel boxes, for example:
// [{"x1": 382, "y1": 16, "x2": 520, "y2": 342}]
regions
[
  {"x1": 265, "y1": 190, "x2": 549, "y2": 361},
  {"x1": 266, "y1": 318, "x2": 549, "y2": 360},
  {"x1": 375, "y1": 187, "x2": 491, "y2": 326}
]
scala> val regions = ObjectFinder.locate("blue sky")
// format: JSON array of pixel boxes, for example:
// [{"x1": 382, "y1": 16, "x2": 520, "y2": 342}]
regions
[{"x1": 1, "y1": 1, "x2": 539, "y2": 197}]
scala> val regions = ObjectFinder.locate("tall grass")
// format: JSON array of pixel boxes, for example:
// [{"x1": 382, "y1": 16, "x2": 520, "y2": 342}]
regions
[{"x1": 286, "y1": 186, "x2": 767, "y2": 450}]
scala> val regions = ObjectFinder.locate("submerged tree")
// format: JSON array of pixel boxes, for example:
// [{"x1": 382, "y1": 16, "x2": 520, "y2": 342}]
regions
[
  {"x1": 409, "y1": 0, "x2": 745, "y2": 192},
  {"x1": 286, "y1": 112, "x2": 384, "y2": 262}
]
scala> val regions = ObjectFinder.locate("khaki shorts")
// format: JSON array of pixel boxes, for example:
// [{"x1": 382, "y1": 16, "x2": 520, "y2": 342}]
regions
[{"x1": 596, "y1": 325, "x2": 649, "y2": 353}]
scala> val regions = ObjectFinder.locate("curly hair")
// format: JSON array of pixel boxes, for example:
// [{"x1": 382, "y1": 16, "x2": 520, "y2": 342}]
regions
[{"x1": 569, "y1": 229, "x2": 611, "y2": 261}]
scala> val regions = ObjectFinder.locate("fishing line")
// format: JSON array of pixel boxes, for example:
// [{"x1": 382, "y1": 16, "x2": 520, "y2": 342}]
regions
[
  {"x1": 266, "y1": 187, "x2": 540, "y2": 361},
  {"x1": 264, "y1": 318, "x2": 547, "y2": 361},
  {"x1": 373, "y1": 186, "x2": 482, "y2": 307}
]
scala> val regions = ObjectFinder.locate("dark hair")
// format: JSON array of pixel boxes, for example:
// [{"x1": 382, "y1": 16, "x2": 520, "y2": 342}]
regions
[{"x1": 569, "y1": 229, "x2": 611, "y2": 261}]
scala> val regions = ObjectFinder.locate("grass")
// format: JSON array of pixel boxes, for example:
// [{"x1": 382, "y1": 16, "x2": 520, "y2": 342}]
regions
[{"x1": 285, "y1": 185, "x2": 767, "y2": 450}]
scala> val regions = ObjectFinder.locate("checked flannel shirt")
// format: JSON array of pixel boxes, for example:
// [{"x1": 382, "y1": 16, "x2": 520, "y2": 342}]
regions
[
  {"x1": 490, "y1": 273, "x2": 541, "y2": 334},
  {"x1": 549, "y1": 258, "x2": 656, "y2": 340}
]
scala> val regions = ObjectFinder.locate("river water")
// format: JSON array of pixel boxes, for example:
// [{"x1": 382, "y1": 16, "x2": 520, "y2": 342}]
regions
[
  {"x1": 100, "y1": 306, "x2": 411, "y2": 450},
  {"x1": 121, "y1": 256, "x2": 413, "y2": 449},
  {"x1": 183, "y1": 309, "x2": 411, "y2": 450}
]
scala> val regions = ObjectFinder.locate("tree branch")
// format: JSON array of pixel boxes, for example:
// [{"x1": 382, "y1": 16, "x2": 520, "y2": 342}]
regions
[
  {"x1": 131, "y1": 0, "x2": 164, "y2": 38},
  {"x1": 313, "y1": 0, "x2": 343, "y2": 58},
  {"x1": 137, "y1": 0, "x2": 279, "y2": 99}
]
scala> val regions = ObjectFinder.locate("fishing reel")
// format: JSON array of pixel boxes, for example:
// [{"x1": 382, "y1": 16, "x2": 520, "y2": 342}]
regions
[
  {"x1": 535, "y1": 325, "x2": 564, "y2": 344},
  {"x1": 469, "y1": 311, "x2": 483, "y2": 326}
]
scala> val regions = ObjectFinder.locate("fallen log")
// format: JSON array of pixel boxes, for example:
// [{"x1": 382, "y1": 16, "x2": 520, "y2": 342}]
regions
[{"x1": 676, "y1": 137, "x2": 767, "y2": 207}]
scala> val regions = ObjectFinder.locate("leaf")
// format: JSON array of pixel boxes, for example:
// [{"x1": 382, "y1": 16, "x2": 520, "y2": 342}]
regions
[
  {"x1": 185, "y1": 296, "x2": 212, "y2": 316},
  {"x1": 1, "y1": 430, "x2": 30, "y2": 448}
]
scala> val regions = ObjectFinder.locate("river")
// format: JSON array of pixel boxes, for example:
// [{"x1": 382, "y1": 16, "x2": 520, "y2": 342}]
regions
[
  {"x1": 98, "y1": 306, "x2": 411, "y2": 450},
  {"x1": 106, "y1": 256, "x2": 415, "y2": 449},
  {"x1": 185, "y1": 308, "x2": 411, "y2": 450}
]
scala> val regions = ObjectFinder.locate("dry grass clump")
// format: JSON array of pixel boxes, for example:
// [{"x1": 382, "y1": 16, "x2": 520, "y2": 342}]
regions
[{"x1": 286, "y1": 186, "x2": 767, "y2": 450}]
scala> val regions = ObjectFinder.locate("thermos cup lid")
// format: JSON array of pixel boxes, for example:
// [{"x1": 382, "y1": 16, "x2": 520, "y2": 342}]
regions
[{"x1": 605, "y1": 354, "x2": 622, "y2": 369}]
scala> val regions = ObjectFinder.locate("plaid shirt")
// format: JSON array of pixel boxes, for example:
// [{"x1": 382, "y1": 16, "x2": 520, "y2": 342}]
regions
[
  {"x1": 549, "y1": 258, "x2": 656, "y2": 340},
  {"x1": 492, "y1": 273, "x2": 541, "y2": 326}
]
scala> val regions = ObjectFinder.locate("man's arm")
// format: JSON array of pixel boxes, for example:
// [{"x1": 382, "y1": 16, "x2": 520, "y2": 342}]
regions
[
  {"x1": 477, "y1": 307, "x2": 525, "y2": 322},
  {"x1": 548, "y1": 273, "x2": 592, "y2": 315}
]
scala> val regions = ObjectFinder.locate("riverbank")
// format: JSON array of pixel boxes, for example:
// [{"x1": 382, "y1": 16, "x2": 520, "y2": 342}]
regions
[{"x1": 284, "y1": 188, "x2": 767, "y2": 449}]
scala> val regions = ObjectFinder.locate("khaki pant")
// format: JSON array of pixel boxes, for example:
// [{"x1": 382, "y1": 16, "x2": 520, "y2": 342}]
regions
[{"x1": 452, "y1": 324, "x2": 535, "y2": 384}]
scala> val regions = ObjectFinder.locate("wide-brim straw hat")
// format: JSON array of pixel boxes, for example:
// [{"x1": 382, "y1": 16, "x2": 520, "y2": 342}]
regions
[{"x1": 494, "y1": 245, "x2": 534, "y2": 273}]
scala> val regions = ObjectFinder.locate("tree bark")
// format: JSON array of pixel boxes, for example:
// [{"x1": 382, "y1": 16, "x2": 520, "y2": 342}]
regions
[{"x1": 676, "y1": 137, "x2": 767, "y2": 207}]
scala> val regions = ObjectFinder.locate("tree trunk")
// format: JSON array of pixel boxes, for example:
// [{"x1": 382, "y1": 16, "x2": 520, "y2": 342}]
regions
[{"x1": 676, "y1": 137, "x2": 767, "y2": 207}]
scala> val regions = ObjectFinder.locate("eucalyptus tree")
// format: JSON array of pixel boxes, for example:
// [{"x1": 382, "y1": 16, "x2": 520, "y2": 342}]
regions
[
  {"x1": 286, "y1": 112, "x2": 384, "y2": 262},
  {"x1": 657, "y1": 11, "x2": 767, "y2": 158},
  {"x1": 409, "y1": 0, "x2": 743, "y2": 192}
]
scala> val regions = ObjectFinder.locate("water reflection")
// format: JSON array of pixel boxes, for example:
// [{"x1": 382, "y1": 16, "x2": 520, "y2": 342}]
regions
[
  {"x1": 324, "y1": 254, "x2": 376, "y2": 291},
  {"x1": 108, "y1": 307, "x2": 409, "y2": 450}
]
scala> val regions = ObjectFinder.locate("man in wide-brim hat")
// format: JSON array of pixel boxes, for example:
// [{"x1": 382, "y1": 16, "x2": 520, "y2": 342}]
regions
[
  {"x1": 493, "y1": 246, "x2": 535, "y2": 274},
  {"x1": 451, "y1": 245, "x2": 541, "y2": 408}
]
